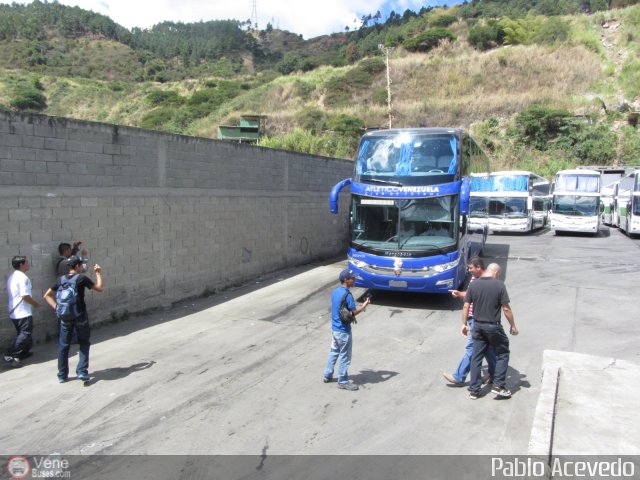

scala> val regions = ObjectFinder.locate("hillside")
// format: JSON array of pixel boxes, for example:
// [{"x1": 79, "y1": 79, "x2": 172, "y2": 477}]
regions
[{"x1": 1, "y1": 1, "x2": 640, "y2": 178}]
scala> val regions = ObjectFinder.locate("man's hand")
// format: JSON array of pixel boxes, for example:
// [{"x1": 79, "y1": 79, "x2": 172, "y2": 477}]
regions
[
  {"x1": 461, "y1": 323, "x2": 469, "y2": 338},
  {"x1": 93, "y1": 264, "x2": 102, "y2": 274},
  {"x1": 510, "y1": 325, "x2": 519, "y2": 336},
  {"x1": 449, "y1": 289, "x2": 465, "y2": 299}
]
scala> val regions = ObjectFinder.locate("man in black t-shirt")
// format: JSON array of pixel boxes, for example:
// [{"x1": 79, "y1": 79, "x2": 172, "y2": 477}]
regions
[
  {"x1": 463, "y1": 263, "x2": 519, "y2": 399},
  {"x1": 44, "y1": 256, "x2": 104, "y2": 383}
]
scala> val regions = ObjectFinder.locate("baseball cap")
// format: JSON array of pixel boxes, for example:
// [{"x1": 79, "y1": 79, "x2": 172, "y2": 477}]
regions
[
  {"x1": 339, "y1": 269, "x2": 355, "y2": 282},
  {"x1": 66, "y1": 255, "x2": 86, "y2": 268}
]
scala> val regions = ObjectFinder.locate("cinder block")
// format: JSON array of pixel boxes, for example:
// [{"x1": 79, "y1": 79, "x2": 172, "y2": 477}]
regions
[{"x1": 1, "y1": 159, "x2": 25, "y2": 172}]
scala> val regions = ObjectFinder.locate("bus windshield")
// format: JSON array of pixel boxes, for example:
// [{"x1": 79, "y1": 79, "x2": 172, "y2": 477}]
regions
[
  {"x1": 553, "y1": 195, "x2": 599, "y2": 216},
  {"x1": 489, "y1": 197, "x2": 527, "y2": 218},
  {"x1": 351, "y1": 196, "x2": 457, "y2": 252},
  {"x1": 469, "y1": 197, "x2": 487, "y2": 217},
  {"x1": 355, "y1": 133, "x2": 457, "y2": 180}
]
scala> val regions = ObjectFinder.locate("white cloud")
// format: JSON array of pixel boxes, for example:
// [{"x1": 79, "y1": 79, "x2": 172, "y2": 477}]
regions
[{"x1": 15, "y1": 0, "x2": 459, "y2": 38}]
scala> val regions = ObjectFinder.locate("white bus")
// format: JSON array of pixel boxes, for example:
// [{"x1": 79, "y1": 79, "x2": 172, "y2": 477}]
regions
[
  {"x1": 615, "y1": 170, "x2": 640, "y2": 236},
  {"x1": 469, "y1": 171, "x2": 550, "y2": 233},
  {"x1": 549, "y1": 169, "x2": 602, "y2": 235},
  {"x1": 601, "y1": 180, "x2": 620, "y2": 226}
]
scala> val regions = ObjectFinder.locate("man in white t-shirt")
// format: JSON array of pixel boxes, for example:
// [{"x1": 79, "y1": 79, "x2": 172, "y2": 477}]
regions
[{"x1": 4, "y1": 256, "x2": 41, "y2": 367}]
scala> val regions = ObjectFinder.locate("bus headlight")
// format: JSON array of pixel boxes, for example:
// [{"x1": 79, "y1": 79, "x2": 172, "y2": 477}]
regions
[{"x1": 433, "y1": 258, "x2": 460, "y2": 273}]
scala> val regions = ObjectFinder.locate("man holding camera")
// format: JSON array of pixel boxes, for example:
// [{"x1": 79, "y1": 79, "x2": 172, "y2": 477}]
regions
[
  {"x1": 323, "y1": 269, "x2": 371, "y2": 391},
  {"x1": 44, "y1": 255, "x2": 103, "y2": 383}
]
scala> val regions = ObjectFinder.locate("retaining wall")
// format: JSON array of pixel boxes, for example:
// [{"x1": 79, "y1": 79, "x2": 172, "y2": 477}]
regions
[{"x1": 0, "y1": 109, "x2": 352, "y2": 346}]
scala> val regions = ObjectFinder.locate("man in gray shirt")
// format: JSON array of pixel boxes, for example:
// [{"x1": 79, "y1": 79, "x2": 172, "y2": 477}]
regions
[{"x1": 463, "y1": 263, "x2": 519, "y2": 399}]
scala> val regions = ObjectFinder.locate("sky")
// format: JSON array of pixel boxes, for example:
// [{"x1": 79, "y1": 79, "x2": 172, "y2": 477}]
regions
[{"x1": 16, "y1": 0, "x2": 462, "y2": 39}]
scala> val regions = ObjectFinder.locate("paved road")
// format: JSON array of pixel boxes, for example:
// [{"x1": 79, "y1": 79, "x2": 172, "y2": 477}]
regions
[{"x1": 1, "y1": 226, "x2": 639, "y2": 457}]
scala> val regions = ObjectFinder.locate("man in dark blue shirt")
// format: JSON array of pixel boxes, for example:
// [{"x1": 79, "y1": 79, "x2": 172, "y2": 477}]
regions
[{"x1": 323, "y1": 269, "x2": 371, "y2": 391}]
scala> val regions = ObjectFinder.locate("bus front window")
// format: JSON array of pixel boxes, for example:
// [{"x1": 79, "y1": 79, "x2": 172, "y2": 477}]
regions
[
  {"x1": 489, "y1": 197, "x2": 527, "y2": 218},
  {"x1": 553, "y1": 195, "x2": 599, "y2": 216},
  {"x1": 351, "y1": 196, "x2": 457, "y2": 253}
]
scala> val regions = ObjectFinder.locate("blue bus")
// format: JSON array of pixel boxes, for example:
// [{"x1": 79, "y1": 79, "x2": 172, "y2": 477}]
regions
[{"x1": 329, "y1": 128, "x2": 490, "y2": 293}]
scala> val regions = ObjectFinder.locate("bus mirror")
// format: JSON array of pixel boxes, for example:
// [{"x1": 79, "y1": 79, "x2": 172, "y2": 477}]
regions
[
  {"x1": 460, "y1": 177, "x2": 470, "y2": 215},
  {"x1": 329, "y1": 178, "x2": 353, "y2": 214}
]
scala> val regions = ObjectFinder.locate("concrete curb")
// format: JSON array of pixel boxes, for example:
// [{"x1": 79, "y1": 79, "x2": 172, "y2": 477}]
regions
[{"x1": 528, "y1": 360, "x2": 560, "y2": 457}]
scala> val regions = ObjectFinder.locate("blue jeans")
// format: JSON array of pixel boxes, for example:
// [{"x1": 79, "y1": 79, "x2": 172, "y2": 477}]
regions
[
  {"x1": 5, "y1": 316, "x2": 33, "y2": 359},
  {"x1": 452, "y1": 318, "x2": 496, "y2": 383},
  {"x1": 469, "y1": 322, "x2": 510, "y2": 392},
  {"x1": 324, "y1": 331, "x2": 352, "y2": 384},
  {"x1": 58, "y1": 314, "x2": 91, "y2": 380}
]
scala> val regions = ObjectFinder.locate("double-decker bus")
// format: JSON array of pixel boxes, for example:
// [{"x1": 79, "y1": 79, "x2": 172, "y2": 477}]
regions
[
  {"x1": 469, "y1": 171, "x2": 550, "y2": 233},
  {"x1": 615, "y1": 170, "x2": 640, "y2": 236},
  {"x1": 549, "y1": 169, "x2": 602, "y2": 235},
  {"x1": 329, "y1": 128, "x2": 490, "y2": 293}
]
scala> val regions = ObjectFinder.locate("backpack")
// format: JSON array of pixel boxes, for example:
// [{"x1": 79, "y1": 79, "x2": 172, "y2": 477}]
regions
[
  {"x1": 56, "y1": 274, "x2": 82, "y2": 321},
  {"x1": 339, "y1": 290, "x2": 356, "y2": 325}
]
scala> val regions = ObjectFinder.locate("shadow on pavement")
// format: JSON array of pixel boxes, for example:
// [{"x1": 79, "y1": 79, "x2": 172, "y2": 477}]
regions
[
  {"x1": 350, "y1": 369, "x2": 398, "y2": 386},
  {"x1": 85, "y1": 360, "x2": 156, "y2": 386}
]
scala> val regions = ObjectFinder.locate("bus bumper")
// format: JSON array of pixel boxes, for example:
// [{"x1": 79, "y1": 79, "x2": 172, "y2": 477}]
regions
[{"x1": 347, "y1": 260, "x2": 463, "y2": 293}]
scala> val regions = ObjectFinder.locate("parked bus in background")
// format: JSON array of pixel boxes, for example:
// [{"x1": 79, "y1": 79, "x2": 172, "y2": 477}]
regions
[
  {"x1": 549, "y1": 169, "x2": 602, "y2": 235},
  {"x1": 329, "y1": 128, "x2": 490, "y2": 293},
  {"x1": 601, "y1": 180, "x2": 620, "y2": 226},
  {"x1": 615, "y1": 170, "x2": 640, "y2": 236},
  {"x1": 469, "y1": 171, "x2": 550, "y2": 233}
]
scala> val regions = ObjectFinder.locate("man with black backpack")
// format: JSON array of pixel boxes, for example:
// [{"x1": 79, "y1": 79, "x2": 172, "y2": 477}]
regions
[
  {"x1": 43, "y1": 255, "x2": 103, "y2": 383},
  {"x1": 322, "y1": 269, "x2": 370, "y2": 391}
]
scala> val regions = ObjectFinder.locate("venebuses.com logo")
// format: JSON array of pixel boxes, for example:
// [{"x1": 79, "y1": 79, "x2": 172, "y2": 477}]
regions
[
  {"x1": 7, "y1": 457, "x2": 30, "y2": 479},
  {"x1": 6, "y1": 455, "x2": 71, "y2": 479}
]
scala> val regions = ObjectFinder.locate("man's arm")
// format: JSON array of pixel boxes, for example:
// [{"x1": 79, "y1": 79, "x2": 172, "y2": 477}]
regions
[
  {"x1": 461, "y1": 302, "x2": 471, "y2": 337},
  {"x1": 352, "y1": 296, "x2": 370, "y2": 316},
  {"x1": 21, "y1": 295, "x2": 41, "y2": 308},
  {"x1": 91, "y1": 264, "x2": 104, "y2": 292},
  {"x1": 43, "y1": 288, "x2": 57, "y2": 310},
  {"x1": 502, "y1": 303, "x2": 518, "y2": 335},
  {"x1": 449, "y1": 289, "x2": 466, "y2": 299}
]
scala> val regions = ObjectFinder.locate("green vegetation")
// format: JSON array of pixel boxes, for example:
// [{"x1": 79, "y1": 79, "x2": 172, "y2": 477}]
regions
[{"x1": 1, "y1": 0, "x2": 640, "y2": 177}]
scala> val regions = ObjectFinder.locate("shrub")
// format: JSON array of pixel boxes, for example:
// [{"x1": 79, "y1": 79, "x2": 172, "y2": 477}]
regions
[
  {"x1": 357, "y1": 57, "x2": 385, "y2": 75},
  {"x1": 469, "y1": 20, "x2": 505, "y2": 50},
  {"x1": 328, "y1": 114, "x2": 365, "y2": 140},
  {"x1": 429, "y1": 13, "x2": 457, "y2": 28},
  {"x1": 403, "y1": 28, "x2": 456, "y2": 52},
  {"x1": 619, "y1": 126, "x2": 640, "y2": 165},
  {"x1": 140, "y1": 107, "x2": 174, "y2": 130},
  {"x1": 571, "y1": 124, "x2": 617, "y2": 165},
  {"x1": 296, "y1": 108, "x2": 327, "y2": 134},
  {"x1": 323, "y1": 76, "x2": 351, "y2": 107},
  {"x1": 372, "y1": 89, "x2": 388, "y2": 106},
  {"x1": 10, "y1": 84, "x2": 47, "y2": 111},
  {"x1": 533, "y1": 17, "x2": 570, "y2": 45},
  {"x1": 514, "y1": 105, "x2": 573, "y2": 150},
  {"x1": 146, "y1": 89, "x2": 184, "y2": 106}
]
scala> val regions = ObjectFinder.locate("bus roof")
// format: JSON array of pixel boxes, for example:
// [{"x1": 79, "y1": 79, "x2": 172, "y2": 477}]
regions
[
  {"x1": 555, "y1": 169, "x2": 601, "y2": 176},
  {"x1": 361, "y1": 128, "x2": 462, "y2": 138}
]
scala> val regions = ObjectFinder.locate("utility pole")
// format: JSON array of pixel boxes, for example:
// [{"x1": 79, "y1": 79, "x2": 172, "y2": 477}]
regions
[
  {"x1": 378, "y1": 44, "x2": 393, "y2": 129},
  {"x1": 250, "y1": 0, "x2": 259, "y2": 30}
]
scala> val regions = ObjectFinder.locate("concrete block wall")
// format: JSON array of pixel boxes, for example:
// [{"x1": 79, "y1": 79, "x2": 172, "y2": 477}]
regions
[{"x1": 0, "y1": 110, "x2": 353, "y2": 346}]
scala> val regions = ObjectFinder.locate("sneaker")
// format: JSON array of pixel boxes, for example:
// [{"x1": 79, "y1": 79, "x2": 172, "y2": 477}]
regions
[
  {"x1": 4, "y1": 356, "x2": 20, "y2": 368},
  {"x1": 482, "y1": 375, "x2": 493, "y2": 386},
  {"x1": 337, "y1": 381, "x2": 359, "y2": 391},
  {"x1": 58, "y1": 377, "x2": 67, "y2": 384},
  {"x1": 492, "y1": 386, "x2": 512, "y2": 398},
  {"x1": 442, "y1": 373, "x2": 463, "y2": 386},
  {"x1": 77, "y1": 373, "x2": 90, "y2": 381},
  {"x1": 469, "y1": 390, "x2": 480, "y2": 400},
  {"x1": 323, "y1": 376, "x2": 332, "y2": 383}
]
